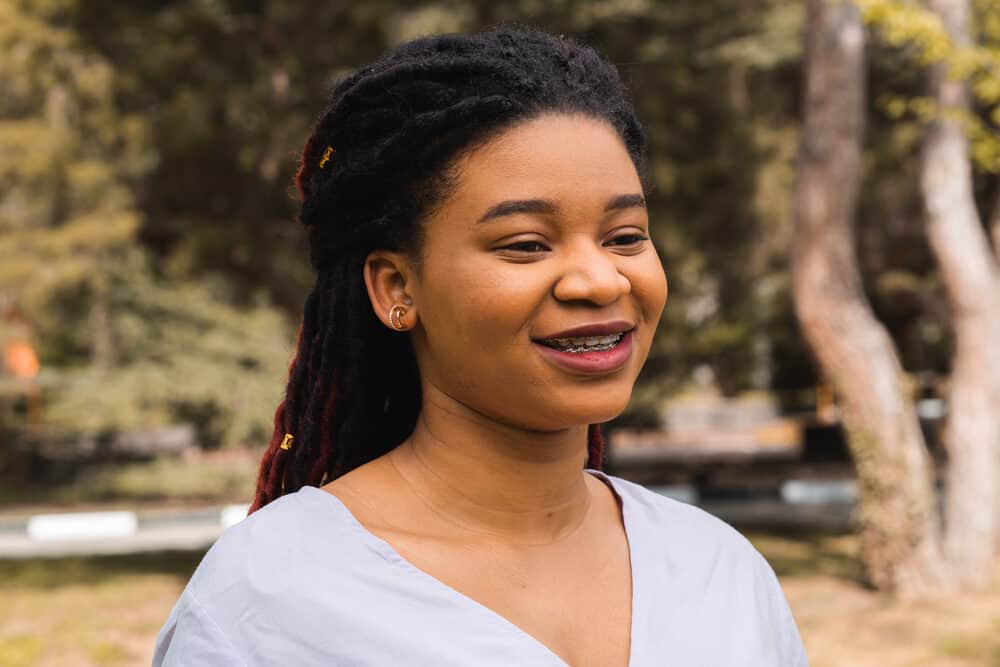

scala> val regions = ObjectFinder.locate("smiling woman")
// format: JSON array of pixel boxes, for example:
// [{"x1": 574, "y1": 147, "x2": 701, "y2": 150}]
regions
[{"x1": 153, "y1": 25, "x2": 808, "y2": 667}]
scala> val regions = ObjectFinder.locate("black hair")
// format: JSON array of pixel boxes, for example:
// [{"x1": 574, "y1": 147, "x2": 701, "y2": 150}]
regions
[{"x1": 251, "y1": 24, "x2": 646, "y2": 512}]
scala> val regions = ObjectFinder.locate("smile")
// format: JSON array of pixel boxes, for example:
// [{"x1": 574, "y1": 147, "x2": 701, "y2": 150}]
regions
[
  {"x1": 536, "y1": 332, "x2": 626, "y2": 353},
  {"x1": 532, "y1": 329, "x2": 635, "y2": 373}
]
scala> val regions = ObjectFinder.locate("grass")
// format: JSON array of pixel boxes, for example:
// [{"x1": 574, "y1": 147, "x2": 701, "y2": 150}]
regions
[
  {"x1": 745, "y1": 530, "x2": 1000, "y2": 667},
  {"x1": 0, "y1": 450, "x2": 254, "y2": 665},
  {"x1": 0, "y1": 531, "x2": 998, "y2": 665},
  {"x1": 0, "y1": 551, "x2": 201, "y2": 667},
  {"x1": 746, "y1": 529, "x2": 863, "y2": 581}
]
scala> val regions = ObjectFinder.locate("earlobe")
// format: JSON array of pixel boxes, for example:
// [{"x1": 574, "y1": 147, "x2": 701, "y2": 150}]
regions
[
  {"x1": 388, "y1": 304, "x2": 409, "y2": 330},
  {"x1": 363, "y1": 250, "x2": 417, "y2": 331}
]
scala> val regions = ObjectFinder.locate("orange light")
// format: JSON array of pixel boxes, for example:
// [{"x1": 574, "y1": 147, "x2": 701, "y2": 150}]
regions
[{"x1": 5, "y1": 341, "x2": 39, "y2": 378}]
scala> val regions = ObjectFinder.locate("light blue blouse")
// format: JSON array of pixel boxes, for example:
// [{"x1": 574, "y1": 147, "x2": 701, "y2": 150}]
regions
[{"x1": 153, "y1": 469, "x2": 809, "y2": 666}]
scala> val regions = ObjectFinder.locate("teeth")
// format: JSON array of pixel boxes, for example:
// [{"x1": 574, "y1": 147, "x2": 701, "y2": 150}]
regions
[
  {"x1": 551, "y1": 334, "x2": 620, "y2": 346},
  {"x1": 542, "y1": 332, "x2": 625, "y2": 352}
]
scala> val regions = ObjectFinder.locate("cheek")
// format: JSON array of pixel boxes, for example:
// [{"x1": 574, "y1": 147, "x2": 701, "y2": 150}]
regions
[
  {"x1": 628, "y1": 256, "x2": 668, "y2": 344},
  {"x1": 421, "y1": 259, "x2": 539, "y2": 350},
  {"x1": 633, "y1": 255, "x2": 667, "y2": 311}
]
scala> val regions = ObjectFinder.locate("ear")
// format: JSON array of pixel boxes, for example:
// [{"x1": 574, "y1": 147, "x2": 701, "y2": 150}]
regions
[{"x1": 363, "y1": 249, "x2": 417, "y2": 331}]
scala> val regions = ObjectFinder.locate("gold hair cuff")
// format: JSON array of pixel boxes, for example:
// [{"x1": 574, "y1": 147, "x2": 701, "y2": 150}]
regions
[
  {"x1": 280, "y1": 433, "x2": 295, "y2": 450},
  {"x1": 318, "y1": 146, "x2": 334, "y2": 169}
]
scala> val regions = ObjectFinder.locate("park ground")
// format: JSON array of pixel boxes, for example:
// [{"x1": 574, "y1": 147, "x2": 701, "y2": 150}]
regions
[{"x1": 1, "y1": 454, "x2": 998, "y2": 666}]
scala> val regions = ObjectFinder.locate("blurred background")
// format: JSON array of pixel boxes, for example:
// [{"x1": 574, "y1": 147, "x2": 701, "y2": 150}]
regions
[{"x1": 2, "y1": 0, "x2": 999, "y2": 665}]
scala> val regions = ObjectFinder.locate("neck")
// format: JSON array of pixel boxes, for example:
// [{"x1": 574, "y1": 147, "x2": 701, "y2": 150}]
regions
[{"x1": 388, "y1": 386, "x2": 595, "y2": 546}]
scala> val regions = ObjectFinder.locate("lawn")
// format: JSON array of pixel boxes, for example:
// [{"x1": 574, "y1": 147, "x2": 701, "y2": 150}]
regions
[
  {"x1": 0, "y1": 532, "x2": 998, "y2": 666},
  {"x1": 746, "y1": 531, "x2": 1000, "y2": 667},
  {"x1": 0, "y1": 551, "x2": 201, "y2": 667}
]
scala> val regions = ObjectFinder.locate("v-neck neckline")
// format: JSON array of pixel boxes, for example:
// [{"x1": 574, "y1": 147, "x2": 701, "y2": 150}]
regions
[{"x1": 302, "y1": 468, "x2": 639, "y2": 667}]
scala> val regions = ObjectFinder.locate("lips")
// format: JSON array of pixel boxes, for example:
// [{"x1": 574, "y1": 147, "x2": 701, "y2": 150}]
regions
[
  {"x1": 531, "y1": 327, "x2": 636, "y2": 374},
  {"x1": 532, "y1": 320, "x2": 635, "y2": 340}
]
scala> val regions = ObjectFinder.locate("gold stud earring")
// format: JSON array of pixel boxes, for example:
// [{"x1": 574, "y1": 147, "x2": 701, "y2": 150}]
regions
[{"x1": 389, "y1": 304, "x2": 408, "y2": 331}]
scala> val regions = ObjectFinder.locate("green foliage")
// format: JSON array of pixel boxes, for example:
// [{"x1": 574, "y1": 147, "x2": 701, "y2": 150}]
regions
[
  {"x1": 41, "y1": 249, "x2": 292, "y2": 447},
  {"x1": 77, "y1": 0, "x2": 820, "y2": 408},
  {"x1": 0, "y1": 0, "x2": 152, "y2": 313},
  {"x1": 0, "y1": 0, "x2": 293, "y2": 448},
  {"x1": 705, "y1": 2, "x2": 804, "y2": 69},
  {"x1": 72, "y1": 454, "x2": 260, "y2": 503},
  {"x1": 857, "y1": 0, "x2": 1000, "y2": 171},
  {"x1": 2, "y1": 0, "x2": 978, "y2": 446}
]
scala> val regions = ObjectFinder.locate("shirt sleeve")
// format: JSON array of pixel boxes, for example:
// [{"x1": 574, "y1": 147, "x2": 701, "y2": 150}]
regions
[
  {"x1": 751, "y1": 550, "x2": 810, "y2": 667},
  {"x1": 152, "y1": 588, "x2": 246, "y2": 667}
]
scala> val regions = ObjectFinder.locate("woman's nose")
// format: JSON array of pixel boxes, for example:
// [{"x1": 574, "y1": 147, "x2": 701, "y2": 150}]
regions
[{"x1": 551, "y1": 241, "x2": 632, "y2": 306}]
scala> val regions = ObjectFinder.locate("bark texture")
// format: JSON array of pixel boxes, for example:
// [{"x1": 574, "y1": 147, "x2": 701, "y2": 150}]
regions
[
  {"x1": 792, "y1": 0, "x2": 951, "y2": 595},
  {"x1": 89, "y1": 270, "x2": 116, "y2": 372},
  {"x1": 992, "y1": 189, "x2": 1000, "y2": 260},
  {"x1": 923, "y1": 0, "x2": 1000, "y2": 590}
]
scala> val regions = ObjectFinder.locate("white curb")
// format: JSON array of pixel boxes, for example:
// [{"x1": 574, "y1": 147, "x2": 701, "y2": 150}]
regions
[{"x1": 27, "y1": 511, "x2": 138, "y2": 542}]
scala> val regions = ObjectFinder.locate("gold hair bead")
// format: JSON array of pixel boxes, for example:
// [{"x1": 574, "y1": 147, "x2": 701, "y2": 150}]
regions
[
  {"x1": 280, "y1": 433, "x2": 295, "y2": 450},
  {"x1": 318, "y1": 146, "x2": 334, "y2": 169}
]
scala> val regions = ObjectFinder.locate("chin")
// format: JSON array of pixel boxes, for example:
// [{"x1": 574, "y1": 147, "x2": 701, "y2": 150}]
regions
[{"x1": 553, "y1": 390, "x2": 633, "y2": 427}]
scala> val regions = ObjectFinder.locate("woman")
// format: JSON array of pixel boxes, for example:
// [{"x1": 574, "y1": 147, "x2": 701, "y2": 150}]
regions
[{"x1": 154, "y1": 25, "x2": 808, "y2": 666}]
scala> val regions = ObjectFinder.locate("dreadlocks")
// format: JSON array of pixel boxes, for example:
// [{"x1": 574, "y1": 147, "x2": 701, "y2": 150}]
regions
[{"x1": 250, "y1": 24, "x2": 647, "y2": 513}]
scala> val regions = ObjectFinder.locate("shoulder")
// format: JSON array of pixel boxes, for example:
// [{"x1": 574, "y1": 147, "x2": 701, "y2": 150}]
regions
[
  {"x1": 153, "y1": 487, "x2": 365, "y2": 665},
  {"x1": 182, "y1": 489, "x2": 307, "y2": 597},
  {"x1": 600, "y1": 471, "x2": 762, "y2": 561},
  {"x1": 184, "y1": 486, "x2": 362, "y2": 598},
  {"x1": 607, "y1": 470, "x2": 782, "y2": 587},
  {"x1": 600, "y1": 472, "x2": 810, "y2": 666}
]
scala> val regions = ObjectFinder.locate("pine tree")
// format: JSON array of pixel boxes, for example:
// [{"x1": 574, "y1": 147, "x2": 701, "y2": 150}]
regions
[{"x1": 0, "y1": 0, "x2": 292, "y2": 451}]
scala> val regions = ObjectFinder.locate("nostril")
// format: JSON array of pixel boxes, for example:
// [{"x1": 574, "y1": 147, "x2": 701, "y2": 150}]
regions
[{"x1": 552, "y1": 265, "x2": 632, "y2": 305}]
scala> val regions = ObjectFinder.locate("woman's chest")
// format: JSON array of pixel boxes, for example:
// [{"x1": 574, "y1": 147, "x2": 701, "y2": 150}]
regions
[
  {"x1": 320, "y1": 468, "x2": 637, "y2": 666},
  {"x1": 385, "y1": 528, "x2": 634, "y2": 667}
]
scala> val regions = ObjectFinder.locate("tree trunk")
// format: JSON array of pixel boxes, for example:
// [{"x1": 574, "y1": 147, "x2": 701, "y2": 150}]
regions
[
  {"x1": 922, "y1": 0, "x2": 1000, "y2": 590},
  {"x1": 792, "y1": 0, "x2": 951, "y2": 595},
  {"x1": 992, "y1": 186, "x2": 1000, "y2": 261},
  {"x1": 89, "y1": 269, "x2": 115, "y2": 372}
]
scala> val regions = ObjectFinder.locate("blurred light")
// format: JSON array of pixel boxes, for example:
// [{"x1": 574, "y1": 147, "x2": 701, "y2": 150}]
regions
[
  {"x1": 781, "y1": 479, "x2": 857, "y2": 505},
  {"x1": 221, "y1": 503, "x2": 250, "y2": 528},
  {"x1": 27, "y1": 511, "x2": 137, "y2": 541},
  {"x1": 648, "y1": 485, "x2": 699, "y2": 504},
  {"x1": 917, "y1": 398, "x2": 946, "y2": 420},
  {"x1": 5, "y1": 340, "x2": 39, "y2": 378}
]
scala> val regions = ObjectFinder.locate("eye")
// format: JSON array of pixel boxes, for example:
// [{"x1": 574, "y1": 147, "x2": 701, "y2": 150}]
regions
[
  {"x1": 498, "y1": 241, "x2": 550, "y2": 253},
  {"x1": 606, "y1": 233, "x2": 649, "y2": 247}
]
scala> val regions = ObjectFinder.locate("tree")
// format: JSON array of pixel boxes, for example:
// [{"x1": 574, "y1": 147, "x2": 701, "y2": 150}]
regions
[
  {"x1": 794, "y1": 0, "x2": 1000, "y2": 595},
  {"x1": 0, "y1": 0, "x2": 293, "y2": 450},
  {"x1": 919, "y1": 0, "x2": 1000, "y2": 588},
  {"x1": 992, "y1": 192, "x2": 1000, "y2": 257},
  {"x1": 75, "y1": 0, "x2": 818, "y2": 405},
  {"x1": 0, "y1": 0, "x2": 149, "y2": 371},
  {"x1": 791, "y1": 0, "x2": 951, "y2": 594},
  {"x1": 17, "y1": 0, "x2": 976, "y2": 465}
]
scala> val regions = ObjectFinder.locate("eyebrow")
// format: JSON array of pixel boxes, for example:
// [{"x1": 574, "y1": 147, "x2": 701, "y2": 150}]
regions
[{"x1": 475, "y1": 193, "x2": 646, "y2": 224}]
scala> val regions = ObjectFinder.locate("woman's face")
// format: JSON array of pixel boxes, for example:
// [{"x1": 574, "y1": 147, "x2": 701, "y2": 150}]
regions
[{"x1": 396, "y1": 113, "x2": 667, "y2": 431}]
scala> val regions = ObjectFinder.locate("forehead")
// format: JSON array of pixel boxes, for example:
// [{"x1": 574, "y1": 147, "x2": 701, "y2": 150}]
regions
[{"x1": 443, "y1": 113, "x2": 642, "y2": 215}]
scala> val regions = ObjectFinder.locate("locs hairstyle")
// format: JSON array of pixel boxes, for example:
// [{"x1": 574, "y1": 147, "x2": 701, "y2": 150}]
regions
[{"x1": 250, "y1": 25, "x2": 647, "y2": 513}]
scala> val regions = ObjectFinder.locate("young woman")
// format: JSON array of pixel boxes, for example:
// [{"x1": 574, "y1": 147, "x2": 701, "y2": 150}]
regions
[{"x1": 154, "y1": 25, "x2": 808, "y2": 667}]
